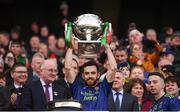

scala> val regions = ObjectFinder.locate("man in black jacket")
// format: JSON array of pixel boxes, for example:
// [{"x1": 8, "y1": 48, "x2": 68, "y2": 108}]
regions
[
  {"x1": 0, "y1": 63, "x2": 28, "y2": 110},
  {"x1": 108, "y1": 70, "x2": 139, "y2": 111}
]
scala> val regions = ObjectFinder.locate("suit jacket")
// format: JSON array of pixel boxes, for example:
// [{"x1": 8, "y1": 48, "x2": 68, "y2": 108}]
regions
[
  {"x1": 108, "y1": 90, "x2": 139, "y2": 111},
  {"x1": 0, "y1": 87, "x2": 10, "y2": 110},
  {"x1": 0, "y1": 85, "x2": 24, "y2": 110},
  {"x1": 20, "y1": 79, "x2": 70, "y2": 111},
  {"x1": 26, "y1": 68, "x2": 39, "y2": 84},
  {"x1": 55, "y1": 78, "x2": 72, "y2": 98}
]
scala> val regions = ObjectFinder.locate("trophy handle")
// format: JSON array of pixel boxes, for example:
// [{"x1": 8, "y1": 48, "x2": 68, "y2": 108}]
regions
[{"x1": 65, "y1": 22, "x2": 74, "y2": 48}]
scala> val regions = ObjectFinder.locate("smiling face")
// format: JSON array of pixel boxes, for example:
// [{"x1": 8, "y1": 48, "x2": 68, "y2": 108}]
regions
[
  {"x1": 11, "y1": 66, "x2": 28, "y2": 85},
  {"x1": 114, "y1": 50, "x2": 128, "y2": 64},
  {"x1": 40, "y1": 60, "x2": 58, "y2": 84},
  {"x1": 82, "y1": 65, "x2": 99, "y2": 87},
  {"x1": 165, "y1": 81, "x2": 179, "y2": 96},
  {"x1": 131, "y1": 83, "x2": 144, "y2": 98},
  {"x1": 112, "y1": 71, "x2": 125, "y2": 91}
]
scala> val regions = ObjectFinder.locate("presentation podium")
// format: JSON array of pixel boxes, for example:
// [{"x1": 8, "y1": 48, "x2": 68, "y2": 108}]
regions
[{"x1": 48, "y1": 99, "x2": 82, "y2": 111}]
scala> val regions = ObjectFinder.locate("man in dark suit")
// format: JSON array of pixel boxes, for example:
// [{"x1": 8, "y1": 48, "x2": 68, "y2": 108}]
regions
[
  {"x1": 20, "y1": 59, "x2": 70, "y2": 111},
  {"x1": 0, "y1": 63, "x2": 28, "y2": 110},
  {"x1": 108, "y1": 70, "x2": 139, "y2": 111}
]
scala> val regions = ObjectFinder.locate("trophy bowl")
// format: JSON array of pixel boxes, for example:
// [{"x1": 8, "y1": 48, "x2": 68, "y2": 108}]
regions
[{"x1": 73, "y1": 14, "x2": 103, "y2": 41}]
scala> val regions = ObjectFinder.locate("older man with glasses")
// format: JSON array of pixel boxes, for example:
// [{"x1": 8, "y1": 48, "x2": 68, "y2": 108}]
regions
[{"x1": 20, "y1": 59, "x2": 70, "y2": 111}]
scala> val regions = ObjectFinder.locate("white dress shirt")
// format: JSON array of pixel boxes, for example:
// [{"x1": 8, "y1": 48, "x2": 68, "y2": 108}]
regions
[
  {"x1": 112, "y1": 89, "x2": 124, "y2": 108},
  {"x1": 40, "y1": 79, "x2": 53, "y2": 101}
]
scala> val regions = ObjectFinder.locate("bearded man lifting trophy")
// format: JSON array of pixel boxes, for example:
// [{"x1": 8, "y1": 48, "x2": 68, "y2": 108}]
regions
[{"x1": 65, "y1": 13, "x2": 112, "y2": 58}]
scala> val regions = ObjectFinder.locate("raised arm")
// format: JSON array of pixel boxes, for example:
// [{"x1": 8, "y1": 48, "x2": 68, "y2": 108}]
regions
[
  {"x1": 64, "y1": 48, "x2": 77, "y2": 83},
  {"x1": 105, "y1": 45, "x2": 117, "y2": 82}
]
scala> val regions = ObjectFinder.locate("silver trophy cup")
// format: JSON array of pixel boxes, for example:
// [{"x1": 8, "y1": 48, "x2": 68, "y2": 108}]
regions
[{"x1": 65, "y1": 14, "x2": 110, "y2": 58}]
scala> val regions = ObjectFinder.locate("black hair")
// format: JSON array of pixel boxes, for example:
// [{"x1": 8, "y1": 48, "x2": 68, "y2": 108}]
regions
[
  {"x1": 148, "y1": 72, "x2": 165, "y2": 81},
  {"x1": 165, "y1": 76, "x2": 180, "y2": 87},
  {"x1": 82, "y1": 60, "x2": 99, "y2": 73},
  {"x1": 10, "y1": 40, "x2": 22, "y2": 46},
  {"x1": 114, "y1": 46, "x2": 128, "y2": 54},
  {"x1": 11, "y1": 63, "x2": 26, "y2": 73}
]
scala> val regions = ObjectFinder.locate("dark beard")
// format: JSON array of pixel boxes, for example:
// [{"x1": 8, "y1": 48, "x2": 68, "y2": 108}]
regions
[{"x1": 85, "y1": 78, "x2": 98, "y2": 87}]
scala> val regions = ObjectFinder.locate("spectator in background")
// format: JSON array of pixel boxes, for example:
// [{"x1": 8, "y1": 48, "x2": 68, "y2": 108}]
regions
[
  {"x1": 170, "y1": 31, "x2": 180, "y2": 78},
  {"x1": 48, "y1": 34, "x2": 58, "y2": 54},
  {"x1": 130, "y1": 66, "x2": 145, "y2": 81},
  {"x1": 158, "y1": 58, "x2": 172, "y2": 70},
  {"x1": 3, "y1": 51, "x2": 15, "y2": 86},
  {"x1": 126, "y1": 79, "x2": 152, "y2": 111},
  {"x1": 145, "y1": 29, "x2": 158, "y2": 42},
  {"x1": 3, "y1": 51, "x2": 15, "y2": 69},
  {"x1": 144, "y1": 29, "x2": 159, "y2": 53},
  {"x1": 56, "y1": 37, "x2": 67, "y2": 61},
  {"x1": 10, "y1": 26, "x2": 21, "y2": 41},
  {"x1": 127, "y1": 22, "x2": 137, "y2": 37},
  {"x1": 159, "y1": 26, "x2": 174, "y2": 44},
  {"x1": 117, "y1": 62, "x2": 131, "y2": 83},
  {"x1": 27, "y1": 35, "x2": 40, "y2": 59},
  {"x1": 128, "y1": 29, "x2": 143, "y2": 44},
  {"x1": 148, "y1": 72, "x2": 180, "y2": 111},
  {"x1": 38, "y1": 43, "x2": 48, "y2": 59},
  {"x1": 30, "y1": 21, "x2": 40, "y2": 37},
  {"x1": 113, "y1": 47, "x2": 128, "y2": 65},
  {"x1": 9, "y1": 40, "x2": 23, "y2": 59},
  {"x1": 27, "y1": 53, "x2": 45, "y2": 83},
  {"x1": 159, "y1": 50, "x2": 174, "y2": 65},
  {"x1": 165, "y1": 76, "x2": 180, "y2": 100},
  {"x1": 0, "y1": 31, "x2": 10, "y2": 50},
  {"x1": 129, "y1": 38, "x2": 162, "y2": 72},
  {"x1": 40, "y1": 26, "x2": 49, "y2": 44},
  {"x1": 161, "y1": 65, "x2": 175, "y2": 78}
]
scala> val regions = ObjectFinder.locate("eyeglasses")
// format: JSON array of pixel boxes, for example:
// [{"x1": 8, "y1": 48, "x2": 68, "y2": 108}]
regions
[
  {"x1": 14, "y1": 71, "x2": 27, "y2": 74},
  {"x1": 45, "y1": 69, "x2": 58, "y2": 73}
]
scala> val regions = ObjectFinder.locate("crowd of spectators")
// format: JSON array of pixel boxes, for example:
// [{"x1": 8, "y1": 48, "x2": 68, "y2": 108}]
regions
[{"x1": 0, "y1": 3, "x2": 180, "y2": 111}]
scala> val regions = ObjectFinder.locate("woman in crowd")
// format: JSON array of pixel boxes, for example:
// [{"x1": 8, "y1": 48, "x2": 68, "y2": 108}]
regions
[
  {"x1": 126, "y1": 79, "x2": 152, "y2": 111},
  {"x1": 3, "y1": 51, "x2": 16, "y2": 86}
]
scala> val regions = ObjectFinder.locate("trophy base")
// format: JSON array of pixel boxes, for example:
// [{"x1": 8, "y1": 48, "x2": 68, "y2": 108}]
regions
[
  {"x1": 78, "y1": 42, "x2": 101, "y2": 58},
  {"x1": 78, "y1": 54, "x2": 99, "y2": 58}
]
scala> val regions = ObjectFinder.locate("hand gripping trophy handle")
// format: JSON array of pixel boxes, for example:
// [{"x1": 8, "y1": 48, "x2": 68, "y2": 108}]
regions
[
  {"x1": 65, "y1": 22, "x2": 74, "y2": 48},
  {"x1": 101, "y1": 22, "x2": 112, "y2": 46}
]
